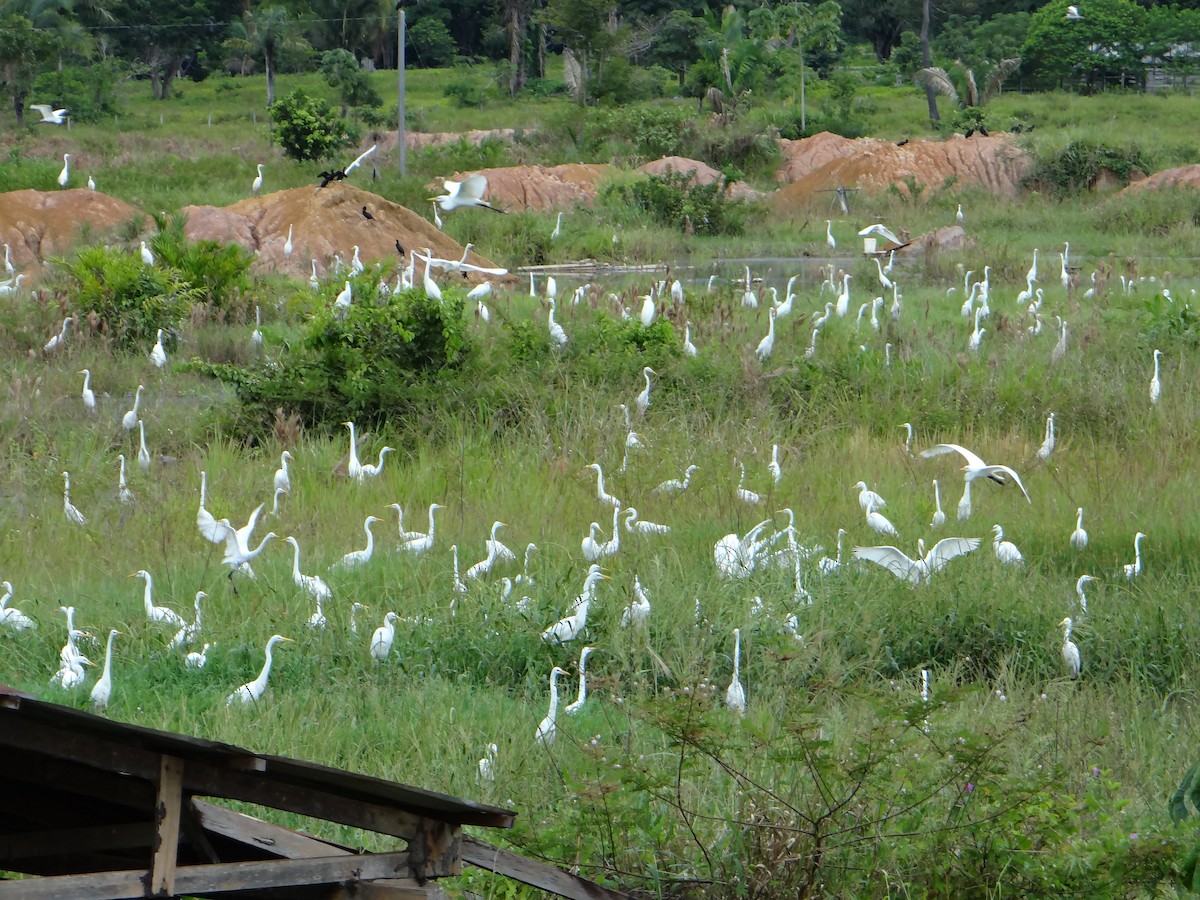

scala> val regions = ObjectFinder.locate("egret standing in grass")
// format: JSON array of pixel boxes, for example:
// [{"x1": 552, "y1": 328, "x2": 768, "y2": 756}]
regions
[
  {"x1": 564, "y1": 646, "x2": 595, "y2": 715},
  {"x1": 1150, "y1": 349, "x2": 1162, "y2": 405},
  {"x1": 992, "y1": 525, "x2": 1023, "y2": 565},
  {"x1": 726, "y1": 628, "x2": 746, "y2": 715},
  {"x1": 1070, "y1": 508, "x2": 1088, "y2": 550},
  {"x1": 150, "y1": 328, "x2": 167, "y2": 368},
  {"x1": 535, "y1": 666, "x2": 569, "y2": 747},
  {"x1": 252, "y1": 163, "x2": 264, "y2": 195},
  {"x1": 370, "y1": 612, "x2": 399, "y2": 661},
  {"x1": 1059, "y1": 618, "x2": 1081, "y2": 678},
  {"x1": 57, "y1": 153, "x2": 70, "y2": 187},
  {"x1": 62, "y1": 471, "x2": 87, "y2": 526},
  {"x1": 1123, "y1": 532, "x2": 1146, "y2": 579},
  {"x1": 1036, "y1": 413, "x2": 1055, "y2": 460},
  {"x1": 89, "y1": 630, "x2": 121, "y2": 710},
  {"x1": 930, "y1": 480, "x2": 946, "y2": 529},
  {"x1": 226, "y1": 635, "x2": 292, "y2": 705},
  {"x1": 122, "y1": 385, "x2": 144, "y2": 432}
]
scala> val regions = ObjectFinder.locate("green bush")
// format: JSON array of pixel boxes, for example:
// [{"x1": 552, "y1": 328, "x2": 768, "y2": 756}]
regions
[
  {"x1": 269, "y1": 89, "x2": 354, "y2": 162},
  {"x1": 147, "y1": 214, "x2": 254, "y2": 311},
  {"x1": 1024, "y1": 140, "x2": 1148, "y2": 198},
  {"x1": 195, "y1": 282, "x2": 471, "y2": 430},
  {"x1": 600, "y1": 171, "x2": 746, "y2": 236},
  {"x1": 31, "y1": 63, "x2": 120, "y2": 123},
  {"x1": 443, "y1": 78, "x2": 487, "y2": 108},
  {"x1": 52, "y1": 245, "x2": 200, "y2": 350},
  {"x1": 407, "y1": 18, "x2": 457, "y2": 68}
]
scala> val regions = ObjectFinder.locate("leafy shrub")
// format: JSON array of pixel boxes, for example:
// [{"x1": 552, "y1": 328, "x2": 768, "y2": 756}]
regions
[
  {"x1": 1139, "y1": 293, "x2": 1200, "y2": 349},
  {"x1": 1024, "y1": 140, "x2": 1148, "y2": 198},
  {"x1": 195, "y1": 283, "x2": 471, "y2": 430},
  {"x1": 269, "y1": 89, "x2": 354, "y2": 162},
  {"x1": 407, "y1": 18, "x2": 457, "y2": 68},
  {"x1": 320, "y1": 49, "x2": 381, "y2": 115},
  {"x1": 146, "y1": 214, "x2": 253, "y2": 310},
  {"x1": 591, "y1": 59, "x2": 668, "y2": 105},
  {"x1": 52, "y1": 245, "x2": 200, "y2": 350},
  {"x1": 443, "y1": 78, "x2": 487, "y2": 108},
  {"x1": 31, "y1": 63, "x2": 120, "y2": 123},
  {"x1": 600, "y1": 171, "x2": 746, "y2": 236}
]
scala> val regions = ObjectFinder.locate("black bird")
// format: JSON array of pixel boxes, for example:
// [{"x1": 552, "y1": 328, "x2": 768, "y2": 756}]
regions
[
  {"x1": 895, "y1": 138, "x2": 909, "y2": 147},
  {"x1": 362, "y1": 206, "x2": 375, "y2": 221},
  {"x1": 965, "y1": 128, "x2": 975, "y2": 139},
  {"x1": 395, "y1": 239, "x2": 405, "y2": 257},
  {"x1": 318, "y1": 169, "x2": 346, "y2": 188},
  {"x1": 978, "y1": 125, "x2": 990, "y2": 136}
]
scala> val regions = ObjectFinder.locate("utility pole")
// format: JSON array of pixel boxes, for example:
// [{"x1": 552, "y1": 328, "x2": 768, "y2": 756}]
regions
[{"x1": 396, "y1": 4, "x2": 407, "y2": 174}]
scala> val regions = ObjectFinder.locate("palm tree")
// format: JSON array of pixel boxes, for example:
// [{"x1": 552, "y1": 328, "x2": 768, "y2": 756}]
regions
[
  {"x1": 914, "y1": 57, "x2": 1021, "y2": 116},
  {"x1": 225, "y1": 5, "x2": 309, "y2": 107}
]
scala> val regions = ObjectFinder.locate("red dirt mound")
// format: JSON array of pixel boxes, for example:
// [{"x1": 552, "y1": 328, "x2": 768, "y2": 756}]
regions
[
  {"x1": 773, "y1": 132, "x2": 1030, "y2": 205},
  {"x1": 1119, "y1": 164, "x2": 1200, "y2": 194},
  {"x1": 441, "y1": 164, "x2": 612, "y2": 211},
  {"x1": 636, "y1": 157, "x2": 765, "y2": 201},
  {"x1": 181, "y1": 183, "x2": 505, "y2": 283},
  {"x1": 0, "y1": 189, "x2": 147, "y2": 276}
]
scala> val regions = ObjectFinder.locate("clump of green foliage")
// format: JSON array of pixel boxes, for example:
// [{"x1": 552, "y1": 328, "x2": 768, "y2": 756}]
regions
[
  {"x1": 1024, "y1": 140, "x2": 1148, "y2": 198},
  {"x1": 52, "y1": 245, "x2": 201, "y2": 350},
  {"x1": 145, "y1": 214, "x2": 254, "y2": 311},
  {"x1": 269, "y1": 88, "x2": 355, "y2": 162},
  {"x1": 601, "y1": 171, "x2": 747, "y2": 236},
  {"x1": 197, "y1": 282, "x2": 470, "y2": 430}
]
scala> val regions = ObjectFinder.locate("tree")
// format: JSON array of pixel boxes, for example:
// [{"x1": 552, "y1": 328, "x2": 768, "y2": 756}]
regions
[
  {"x1": 270, "y1": 88, "x2": 354, "y2": 161},
  {"x1": 646, "y1": 10, "x2": 706, "y2": 86},
  {"x1": 914, "y1": 57, "x2": 1020, "y2": 132},
  {"x1": 320, "y1": 48, "x2": 381, "y2": 117},
  {"x1": 919, "y1": 0, "x2": 939, "y2": 123},
  {"x1": 838, "y1": 0, "x2": 919, "y2": 62},
  {"x1": 540, "y1": 0, "x2": 622, "y2": 103},
  {"x1": 0, "y1": 14, "x2": 56, "y2": 125},
  {"x1": 109, "y1": 0, "x2": 240, "y2": 99},
  {"x1": 1021, "y1": 0, "x2": 1146, "y2": 91},
  {"x1": 225, "y1": 6, "x2": 309, "y2": 107},
  {"x1": 501, "y1": 0, "x2": 536, "y2": 96},
  {"x1": 763, "y1": 1, "x2": 843, "y2": 133}
]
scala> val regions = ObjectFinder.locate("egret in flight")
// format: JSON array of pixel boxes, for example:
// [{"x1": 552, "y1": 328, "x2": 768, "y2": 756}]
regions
[
  {"x1": 852, "y1": 537, "x2": 981, "y2": 584},
  {"x1": 431, "y1": 174, "x2": 503, "y2": 212},
  {"x1": 30, "y1": 103, "x2": 68, "y2": 124}
]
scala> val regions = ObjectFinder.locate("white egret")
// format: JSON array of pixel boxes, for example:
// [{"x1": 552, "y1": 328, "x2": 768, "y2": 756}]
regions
[
  {"x1": 0, "y1": 273, "x2": 24, "y2": 295},
  {"x1": 137, "y1": 419, "x2": 151, "y2": 472},
  {"x1": 274, "y1": 450, "x2": 293, "y2": 495},
  {"x1": 679, "y1": 321, "x2": 698, "y2": 357},
  {"x1": 57, "y1": 153, "x2": 70, "y2": 187},
  {"x1": 30, "y1": 103, "x2": 68, "y2": 124},
  {"x1": 388, "y1": 504, "x2": 421, "y2": 541},
  {"x1": 635, "y1": 366, "x2": 656, "y2": 417},
  {"x1": 563, "y1": 646, "x2": 595, "y2": 716},
  {"x1": 957, "y1": 479, "x2": 973, "y2": 521},
  {"x1": 1075, "y1": 574, "x2": 1095, "y2": 612},
  {"x1": 900, "y1": 423, "x2": 913, "y2": 456},
  {"x1": 542, "y1": 566, "x2": 606, "y2": 643},
  {"x1": 956, "y1": 203, "x2": 964, "y2": 224},
  {"x1": 89, "y1": 629, "x2": 121, "y2": 709},
  {"x1": 53, "y1": 653, "x2": 91, "y2": 690},
  {"x1": 825, "y1": 220, "x2": 836, "y2": 250},
  {"x1": 62, "y1": 470, "x2": 87, "y2": 526},
  {"x1": 251, "y1": 306, "x2": 263, "y2": 347},
  {"x1": 639, "y1": 294, "x2": 656, "y2": 328},
  {"x1": 3, "y1": 243, "x2": 12, "y2": 277},
  {"x1": 865, "y1": 498, "x2": 899, "y2": 538},
  {"x1": 283, "y1": 225, "x2": 293, "y2": 257},
  {"x1": 79, "y1": 369, "x2": 96, "y2": 412},
  {"x1": 370, "y1": 612, "x2": 399, "y2": 661},
  {"x1": 535, "y1": 666, "x2": 569, "y2": 747},
  {"x1": 1070, "y1": 508, "x2": 1088, "y2": 550},
  {"x1": 545, "y1": 275, "x2": 557, "y2": 301},
  {"x1": 1150, "y1": 349, "x2": 1162, "y2": 404},
  {"x1": 343, "y1": 421, "x2": 364, "y2": 481},
  {"x1": 432, "y1": 174, "x2": 502, "y2": 212},
  {"x1": 486, "y1": 520, "x2": 516, "y2": 563},
  {"x1": 1066, "y1": 5, "x2": 1083, "y2": 20},
  {"x1": 334, "y1": 280, "x2": 353, "y2": 313},
  {"x1": 307, "y1": 593, "x2": 327, "y2": 629},
  {"x1": 818, "y1": 529, "x2": 847, "y2": 575},
  {"x1": 131, "y1": 570, "x2": 186, "y2": 627},
  {"x1": 478, "y1": 743, "x2": 498, "y2": 782},
  {"x1": 726, "y1": 628, "x2": 746, "y2": 715},
  {"x1": 835, "y1": 273, "x2": 851, "y2": 317},
  {"x1": 350, "y1": 244, "x2": 363, "y2": 276},
  {"x1": 86, "y1": 172, "x2": 95, "y2": 188},
  {"x1": 1025, "y1": 248, "x2": 1038, "y2": 286},
  {"x1": 875, "y1": 257, "x2": 893, "y2": 290},
  {"x1": 585, "y1": 462, "x2": 620, "y2": 508},
  {"x1": 309, "y1": 259, "x2": 320, "y2": 291},
  {"x1": 400, "y1": 503, "x2": 443, "y2": 554},
  {"x1": 968, "y1": 307, "x2": 986, "y2": 353},
  {"x1": 930, "y1": 480, "x2": 946, "y2": 528},
  {"x1": 620, "y1": 575, "x2": 652, "y2": 628},
  {"x1": 992, "y1": 524, "x2": 1023, "y2": 564},
  {"x1": 251, "y1": 163, "x2": 264, "y2": 195},
  {"x1": 226, "y1": 634, "x2": 292, "y2": 705},
  {"x1": 625, "y1": 507, "x2": 669, "y2": 535},
  {"x1": 350, "y1": 602, "x2": 369, "y2": 634},
  {"x1": 334, "y1": 515, "x2": 380, "y2": 569},
  {"x1": 858, "y1": 223, "x2": 903, "y2": 245},
  {"x1": 150, "y1": 328, "x2": 167, "y2": 368},
  {"x1": 285, "y1": 536, "x2": 331, "y2": 602},
  {"x1": 736, "y1": 461, "x2": 762, "y2": 505},
  {"x1": 360, "y1": 446, "x2": 394, "y2": 479},
  {"x1": 466, "y1": 537, "x2": 501, "y2": 580},
  {"x1": 140, "y1": 241, "x2": 154, "y2": 267},
  {"x1": 1050, "y1": 319, "x2": 1068, "y2": 363},
  {"x1": 185, "y1": 643, "x2": 210, "y2": 669},
  {"x1": 0, "y1": 581, "x2": 35, "y2": 632},
  {"x1": 196, "y1": 471, "x2": 224, "y2": 543},
  {"x1": 755, "y1": 307, "x2": 777, "y2": 362},
  {"x1": 769, "y1": 444, "x2": 782, "y2": 485},
  {"x1": 655, "y1": 464, "x2": 698, "y2": 495},
  {"x1": 547, "y1": 297, "x2": 568, "y2": 348},
  {"x1": 168, "y1": 591, "x2": 205, "y2": 650},
  {"x1": 122, "y1": 385, "x2": 144, "y2": 431},
  {"x1": 214, "y1": 507, "x2": 276, "y2": 582},
  {"x1": 919, "y1": 443, "x2": 1032, "y2": 505},
  {"x1": 44, "y1": 316, "x2": 72, "y2": 353},
  {"x1": 467, "y1": 281, "x2": 493, "y2": 302},
  {"x1": 1123, "y1": 532, "x2": 1145, "y2": 580},
  {"x1": 853, "y1": 481, "x2": 887, "y2": 512},
  {"x1": 1059, "y1": 618, "x2": 1081, "y2": 679},
  {"x1": 1036, "y1": 413, "x2": 1056, "y2": 460},
  {"x1": 852, "y1": 537, "x2": 981, "y2": 584},
  {"x1": 516, "y1": 542, "x2": 538, "y2": 588}
]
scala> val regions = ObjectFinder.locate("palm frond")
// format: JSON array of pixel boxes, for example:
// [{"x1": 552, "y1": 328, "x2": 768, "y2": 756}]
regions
[
  {"x1": 983, "y1": 58, "x2": 1021, "y2": 104},
  {"x1": 914, "y1": 68, "x2": 960, "y2": 106}
]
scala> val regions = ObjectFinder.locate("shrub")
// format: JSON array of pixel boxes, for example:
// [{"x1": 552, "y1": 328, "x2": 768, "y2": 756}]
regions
[
  {"x1": 31, "y1": 63, "x2": 120, "y2": 123},
  {"x1": 1023, "y1": 140, "x2": 1148, "y2": 198},
  {"x1": 407, "y1": 18, "x2": 457, "y2": 68},
  {"x1": 147, "y1": 214, "x2": 254, "y2": 311},
  {"x1": 269, "y1": 89, "x2": 354, "y2": 162},
  {"x1": 600, "y1": 171, "x2": 746, "y2": 236},
  {"x1": 443, "y1": 78, "x2": 487, "y2": 108}
]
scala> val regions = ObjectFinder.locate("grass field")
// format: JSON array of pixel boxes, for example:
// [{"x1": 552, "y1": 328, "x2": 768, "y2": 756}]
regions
[{"x1": 3, "y1": 64, "x2": 1200, "y2": 897}]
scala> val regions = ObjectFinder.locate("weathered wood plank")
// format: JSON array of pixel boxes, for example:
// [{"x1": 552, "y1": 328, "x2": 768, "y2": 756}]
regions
[
  {"x1": 191, "y1": 799, "x2": 356, "y2": 860},
  {"x1": 151, "y1": 754, "x2": 184, "y2": 896},
  {"x1": 0, "y1": 851, "x2": 416, "y2": 900},
  {"x1": 461, "y1": 836, "x2": 633, "y2": 900},
  {"x1": 0, "y1": 822, "x2": 152, "y2": 861}
]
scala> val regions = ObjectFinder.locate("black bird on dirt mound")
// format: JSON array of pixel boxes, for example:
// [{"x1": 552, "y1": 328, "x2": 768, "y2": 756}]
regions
[{"x1": 316, "y1": 144, "x2": 377, "y2": 188}]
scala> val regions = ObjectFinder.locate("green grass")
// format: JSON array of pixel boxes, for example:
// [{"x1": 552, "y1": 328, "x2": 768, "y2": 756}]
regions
[{"x1": 4, "y1": 65, "x2": 1200, "y2": 896}]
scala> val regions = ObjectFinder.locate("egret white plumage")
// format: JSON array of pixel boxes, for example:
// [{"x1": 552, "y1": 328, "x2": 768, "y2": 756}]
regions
[
  {"x1": 852, "y1": 537, "x2": 981, "y2": 584},
  {"x1": 1070, "y1": 508, "x2": 1088, "y2": 550},
  {"x1": 285, "y1": 536, "x2": 331, "y2": 602},
  {"x1": 1066, "y1": 5, "x2": 1082, "y2": 20},
  {"x1": 57, "y1": 153, "x2": 70, "y2": 187},
  {"x1": 541, "y1": 566, "x2": 606, "y2": 643},
  {"x1": 185, "y1": 643, "x2": 210, "y2": 669},
  {"x1": 768, "y1": 444, "x2": 782, "y2": 485},
  {"x1": 251, "y1": 306, "x2": 263, "y2": 347},
  {"x1": 563, "y1": 646, "x2": 595, "y2": 716},
  {"x1": 1075, "y1": 574, "x2": 1095, "y2": 612},
  {"x1": 625, "y1": 507, "x2": 669, "y2": 535},
  {"x1": 968, "y1": 307, "x2": 986, "y2": 353},
  {"x1": 0, "y1": 581, "x2": 35, "y2": 632},
  {"x1": 283, "y1": 225, "x2": 293, "y2": 257},
  {"x1": 44, "y1": 316, "x2": 72, "y2": 353},
  {"x1": 682, "y1": 321, "x2": 698, "y2": 357},
  {"x1": 865, "y1": 498, "x2": 899, "y2": 538},
  {"x1": 900, "y1": 423, "x2": 913, "y2": 456},
  {"x1": 992, "y1": 524, "x2": 1023, "y2": 564},
  {"x1": 79, "y1": 369, "x2": 95, "y2": 412},
  {"x1": 400, "y1": 503, "x2": 442, "y2": 554},
  {"x1": 736, "y1": 461, "x2": 761, "y2": 505},
  {"x1": 370, "y1": 612, "x2": 399, "y2": 661},
  {"x1": 726, "y1": 628, "x2": 746, "y2": 715},
  {"x1": 639, "y1": 294, "x2": 656, "y2": 328},
  {"x1": 0, "y1": 273, "x2": 23, "y2": 295},
  {"x1": 478, "y1": 743, "x2": 498, "y2": 782},
  {"x1": 167, "y1": 592, "x2": 205, "y2": 649},
  {"x1": 835, "y1": 273, "x2": 851, "y2": 317},
  {"x1": 214, "y1": 506, "x2": 276, "y2": 582},
  {"x1": 486, "y1": 519, "x2": 516, "y2": 563},
  {"x1": 547, "y1": 298, "x2": 568, "y2": 348},
  {"x1": 1036, "y1": 413, "x2": 1056, "y2": 460},
  {"x1": 1123, "y1": 532, "x2": 1145, "y2": 579},
  {"x1": 350, "y1": 244, "x2": 363, "y2": 276},
  {"x1": 343, "y1": 421, "x2": 364, "y2": 481},
  {"x1": 655, "y1": 464, "x2": 698, "y2": 495},
  {"x1": 334, "y1": 515, "x2": 380, "y2": 569},
  {"x1": 585, "y1": 462, "x2": 620, "y2": 508},
  {"x1": 140, "y1": 241, "x2": 154, "y2": 266},
  {"x1": 825, "y1": 220, "x2": 836, "y2": 250},
  {"x1": 1051, "y1": 319, "x2": 1068, "y2": 363},
  {"x1": 875, "y1": 257, "x2": 893, "y2": 290},
  {"x1": 309, "y1": 259, "x2": 319, "y2": 290},
  {"x1": 956, "y1": 203, "x2": 964, "y2": 224},
  {"x1": 360, "y1": 446, "x2": 393, "y2": 479},
  {"x1": 1059, "y1": 618, "x2": 1080, "y2": 678},
  {"x1": 635, "y1": 366, "x2": 656, "y2": 417},
  {"x1": 195, "y1": 470, "x2": 225, "y2": 543},
  {"x1": 620, "y1": 575, "x2": 652, "y2": 628},
  {"x1": 431, "y1": 174, "x2": 502, "y2": 212},
  {"x1": 535, "y1": 666, "x2": 569, "y2": 746},
  {"x1": 251, "y1": 163, "x2": 263, "y2": 195},
  {"x1": 137, "y1": 420, "x2": 151, "y2": 472},
  {"x1": 755, "y1": 307, "x2": 776, "y2": 362},
  {"x1": 818, "y1": 529, "x2": 847, "y2": 575},
  {"x1": 131, "y1": 570, "x2": 186, "y2": 627},
  {"x1": 150, "y1": 328, "x2": 167, "y2": 368},
  {"x1": 30, "y1": 103, "x2": 67, "y2": 124},
  {"x1": 930, "y1": 480, "x2": 946, "y2": 528},
  {"x1": 919, "y1": 443, "x2": 1032, "y2": 511},
  {"x1": 1150, "y1": 349, "x2": 1162, "y2": 404},
  {"x1": 273, "y1": 450, "x2": 293, "y2": 496},
  {"x1": 121, "y1": 385, "x2": 144, "y2": 433},
  {"x1": 3, "y1": 243, "x2": 12, "y2": 277},
  {"x1": 334, "y1": 280, "x2": 352, "y2": 312},
  {"x1": 226, "y1": 634, "x2": 292, "y2": 705},
  {"x1": 62, "y1": 470, "x2": 87, "y2": 526},
  {"x1": 89, "y1": 630, "x2": 121, "y2": 710},
  {"x1": 858, "y1": 223, "x2": 903, "y2": 245}
]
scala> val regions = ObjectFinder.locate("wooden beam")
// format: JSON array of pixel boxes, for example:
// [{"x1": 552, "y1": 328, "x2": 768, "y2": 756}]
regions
[
  {"x1": 461, "y1": 836, "x2": 633, "y2": 900},
  {"x1": 151, "y1": 755, "x2": 184, "y2": 896},
  {"x1": 191, "y1": 799, "x2": 356, "y2": 861},
  {"x1": 0, "y1": 851, "x2": 417, "y2": 900},
  {"x1": 0, "y1": 822, "x2": 152, "y2": 861}
]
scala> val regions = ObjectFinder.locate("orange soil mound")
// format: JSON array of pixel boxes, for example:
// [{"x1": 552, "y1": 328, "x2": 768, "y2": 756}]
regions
[
  {"x1": 636, "y1": 157, "x2": 765, "y2": 201},
  {"x1": 0, "y1": 189, "x2": 147, "y2": 276},
  {"x1": 773, "y1": 132, "x2": 1031, "y2": 205},
  {"x1": 182, "y1": 182, "x2": 504, "y2": 282},
  {"x1": 441, "y1": 164, "x2": 612, "y2": 211},
  {"x1": 1120, "y1": 164, "x2": 1200, "y2": 194}
]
